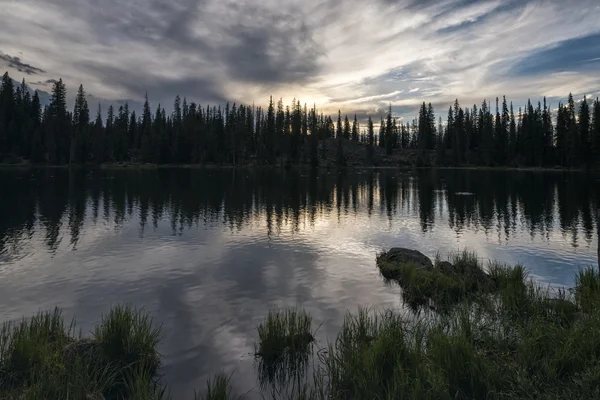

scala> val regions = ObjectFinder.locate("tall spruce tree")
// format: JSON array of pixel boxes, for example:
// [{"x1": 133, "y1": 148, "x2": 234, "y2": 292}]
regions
[
  {"x1": 71, "y1": 84, "x2": 89, "y2": 164},
  {"x1": 592, "y1": 98, "x2": 600, "y2": 165}
]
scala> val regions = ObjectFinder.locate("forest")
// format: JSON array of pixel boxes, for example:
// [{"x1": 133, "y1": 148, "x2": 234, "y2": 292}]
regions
[{"x1": 0, "y1": 71, "x2": 599, "y2": 167}]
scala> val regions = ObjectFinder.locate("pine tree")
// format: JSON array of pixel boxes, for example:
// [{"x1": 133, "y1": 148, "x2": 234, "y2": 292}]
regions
[
  {"x1": 266, "y1": 97, "x2": 275, "y2": 164},
  {"x1": 336, "y1": 110, "x2": 342, "y2": 139},
  {"x1": 343, "y1": 115, "x2": 350, "y2": 140},
  {"x1": 71, "y1": 84, "x2": 89, "y2": 164},
  {"x1": 539, "y1": 97, "x2": 551, "y2": 165},
  {"x1": 385, "y1": 105, "x2": 393, "y2": 155},
  {"x1": 351, "y1": 114, "x2": 359, "y2": 142},
  {"x1": 418, "y1": 102, "x2": 428, "y2": 150},
  {"x1": 92, "y1": 104, "x2": 104, "y2": 163},
  {"x1": 45, "y1": 79, "x2": 69, "y2": 164},
  {"x1": 480, "y1": 100, "x2": 493, "y2": 165},
  {"x1": 556, "y1": 103, "x2": 567, "y2": 166},
  {"x1": 567, "y1": 93, "x2": 579, "y2": 167},
  {"x1": 436, "y1": 116, "x2": 445, "y2": 165},
  {"x1": 367, "y1": 116, "x2": 375, "y2": 162},
  {"x1": 140, "y1": 94, "x2": 153, "y2": 163},
  {"x1": 30, "y1": 91, "x2": 43, "y2": 162},
  {"x1": 379, "y1": 118, "x2": 385, "y2": 148},
  {"x1": 0, "y1": 72, "x2": 14, "y2": 154},
  {"x1": 579, "y1": 96, "x2": 590, "y2": 167},
  {"x1": 592, "y1": 98, "x2": 600, "y2": 165},
  {"x1": 509, "y1": 102, "x2": 517, "y2": 164}
]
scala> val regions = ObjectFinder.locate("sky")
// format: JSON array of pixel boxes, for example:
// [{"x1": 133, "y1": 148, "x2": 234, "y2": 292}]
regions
[{"x1": 1, "y1": 0, "x2": 600, "y2": 121}]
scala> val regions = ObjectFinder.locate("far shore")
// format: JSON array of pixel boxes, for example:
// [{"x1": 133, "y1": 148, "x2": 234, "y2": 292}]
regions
[{"x1": 0, "y1": 161, "x2": 594, "y2": 173}]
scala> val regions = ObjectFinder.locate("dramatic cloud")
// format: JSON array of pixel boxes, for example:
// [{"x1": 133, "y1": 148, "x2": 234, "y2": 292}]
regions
[
  {"x1": 1, "y1": 0, "x2": 599, "y2": 119},
  {"x1": 30, "y1": 79, "x2": 58, "y2": 86},
  {"x1": 0, "y1": 51, "x2": 46, "y2": 75}
]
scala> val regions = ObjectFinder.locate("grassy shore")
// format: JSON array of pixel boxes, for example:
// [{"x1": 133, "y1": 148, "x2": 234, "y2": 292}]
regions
[
  {"x1": 255, "y1": 253, "x2": 600, "y2": 399},
  {"x1": 3, "y1": 254, "x2": 600, "y2": 399}
]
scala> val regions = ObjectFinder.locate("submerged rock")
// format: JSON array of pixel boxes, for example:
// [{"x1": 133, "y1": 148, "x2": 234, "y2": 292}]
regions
[{"x1": 378, "y1": 248, "x2": 433, "y2": 270}]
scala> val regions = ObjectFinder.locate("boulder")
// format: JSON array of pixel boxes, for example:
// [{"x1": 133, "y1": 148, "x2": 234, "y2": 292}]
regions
[{"x1": 378, "y1": 248, "x2": 433, "y2": 269}]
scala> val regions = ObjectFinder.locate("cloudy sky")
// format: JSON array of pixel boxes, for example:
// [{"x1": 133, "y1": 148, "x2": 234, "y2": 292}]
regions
[{"x1": 1, "y1": 0, "x2": 600, "y2": 119}]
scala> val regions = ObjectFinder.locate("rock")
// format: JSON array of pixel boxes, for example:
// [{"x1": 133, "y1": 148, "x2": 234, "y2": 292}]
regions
[{"x1": 378, "y1": 248, "x2": 433, "y2": 269}]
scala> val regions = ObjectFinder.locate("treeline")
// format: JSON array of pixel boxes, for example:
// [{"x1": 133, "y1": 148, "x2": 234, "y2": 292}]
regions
[{"x1": 1, "y1": 71, "x2": 599, "y2": 167}]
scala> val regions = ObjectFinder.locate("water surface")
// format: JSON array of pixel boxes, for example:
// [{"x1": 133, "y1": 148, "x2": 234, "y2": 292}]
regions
[{"x1": 0, "y1": 168, "x2": 598, "y2": 397}]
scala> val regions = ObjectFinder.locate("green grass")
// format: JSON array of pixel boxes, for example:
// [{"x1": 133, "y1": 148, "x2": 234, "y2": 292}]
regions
[
  {"x1": 0, "y1": 305, "x2": 165, "y2": 400},
  {"x1": 378, "y1": 250, "x2": 500, "y2": 311},
  {"x1": 198, "y1": 372, "x2": 237, "y2": 400},
  {"x1": 255, "y1": 307, "x2": 316, "y2": 390},
  {"x1": 255, "y1": 307, "x2": 315, "y2": 363},
  {"x1": 307, "y1": 259, "x2": 600, "y2": 400}
]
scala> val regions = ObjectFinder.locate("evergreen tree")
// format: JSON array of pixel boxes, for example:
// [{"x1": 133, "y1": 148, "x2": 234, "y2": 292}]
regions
[
  {"x1": 592, "y1": 98, "x2": 600, "y2": 165},
  {"x1": 46, "y1": 79, "x2": 69, "y2": 164},
  {"x1": 336, "y1": 110, "x2": 342, "y2": 139},
  {"x1": 0, "y1": 72, "x2": 14, "y2": 154},
  {"x1": 385, "y1": 105, "x2": 393, "y2": 155},
  {"x1": 71, "y1": 84, "x2": 89, "y2": 164},
  {"x1": 556, "y1": 103, "x2": 567, "y2": 166},
  {"x1": 435, "y1": 116, "x2": 445, "y2": 165},
  {"x1": 579, "y1": 96, "x2": 590, "y2": 167},
  {"x1": 141, "y1": 94, "x2": 153, "y2": 163},
  {"x1": 379, "y1": 118, "x2": 385, "y2": 148},
  {"x1": 351, "y1": 114, "x2": 359, "y2": 142},
  {"x1": 343, "y1": 115, "x2": 350, "y2": 140},
  {"x1": 509, "y1": 102, "x2": 517, "y2": 163},
  {"x1": 567, "y1": 93, "x2": 579, "y2": 167},
  {"x1": 367, "y1": 116, "x2": 374, "y2": 161},
  {"x1": 92, "y1": 104, "x2": 104, "y2": 164},
  {"x1": 266, "y1": 97, "x2": 275, "y2": 164},
  {"x1": 29, "y1": 91, "x2": 43, "y2": 162}
]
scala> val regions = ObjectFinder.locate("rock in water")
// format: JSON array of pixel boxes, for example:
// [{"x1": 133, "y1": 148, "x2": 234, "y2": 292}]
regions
[{"x1": 378, "y1": 248, "x2": 433, "y2": 269}]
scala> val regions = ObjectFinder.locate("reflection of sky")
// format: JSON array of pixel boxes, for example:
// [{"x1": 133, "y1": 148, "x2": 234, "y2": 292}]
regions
[{"x1": 0, "y1": 173, "x2": 598, "y2": 398}]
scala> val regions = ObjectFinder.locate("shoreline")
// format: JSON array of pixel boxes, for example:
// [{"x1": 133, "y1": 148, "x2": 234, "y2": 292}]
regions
[{"x1": 0, "y1": 161, "x2": 593, "y2": 173}]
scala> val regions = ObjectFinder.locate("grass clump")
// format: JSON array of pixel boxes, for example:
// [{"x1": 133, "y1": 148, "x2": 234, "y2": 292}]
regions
[
  {"x1": 575, "y1": 266, "x2": 600, "y2": 313},
  {"x1": 378, "y1": 250, "x2": 498, "y2": 311},
  {"x1": 256, "y1": 307, "x2": 315, "y2": 363},
  {"x1": 0, "y1": 305, "x2": 166, "y2": 399},
  {"x1": 255, "y1": 307, "x2": 315, "y2": 389},
  {"x1": 198, "y1": 372, "x2": 238, "y2": 400}
]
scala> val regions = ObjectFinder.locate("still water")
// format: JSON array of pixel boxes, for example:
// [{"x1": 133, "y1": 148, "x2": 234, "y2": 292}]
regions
[{"x1": 0, "y1": 168, "x2": 598, "y2": 396}]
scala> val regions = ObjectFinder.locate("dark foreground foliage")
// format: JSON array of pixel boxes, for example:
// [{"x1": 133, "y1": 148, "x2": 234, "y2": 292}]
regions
[
  {"x1": 255, "y1": 258, "x2": 600, "y2": 399},
  {"x1": 0, "y1": 305, "x2": 165, "y2": 400}
]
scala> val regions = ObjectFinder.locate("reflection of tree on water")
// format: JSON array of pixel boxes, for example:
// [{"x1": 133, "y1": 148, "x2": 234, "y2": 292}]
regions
[{"x1": 0, "y1": 169, "x2": 598, "y2": 257}]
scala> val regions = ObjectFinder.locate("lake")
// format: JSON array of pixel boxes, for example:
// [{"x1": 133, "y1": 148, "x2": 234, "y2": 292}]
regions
[{"x1": 0, "y1": 168, "x2": 598, "y2": 397}]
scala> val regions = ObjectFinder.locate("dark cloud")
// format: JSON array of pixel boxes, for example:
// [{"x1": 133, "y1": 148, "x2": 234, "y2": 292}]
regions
[
  {"x1": 218, "y1": 11, "x2": 322, "y2": 85},
  {"x1": 80, "y1": 62, "x2": 228, "y2": 110},
  {"x1": 55, "y1": 0, "x2": 322, "y2": 103},
  {"x1": 30, "y1": 79, "x2": 58, "y2": 86},
  {"x1": 0, "y1": 52, "x2": 46, "y2": 75}
]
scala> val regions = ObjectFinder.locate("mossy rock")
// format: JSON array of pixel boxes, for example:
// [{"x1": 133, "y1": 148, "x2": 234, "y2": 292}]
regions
[{"x1": 378, "y1": 248, "x2": 433, "y2": 270}]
